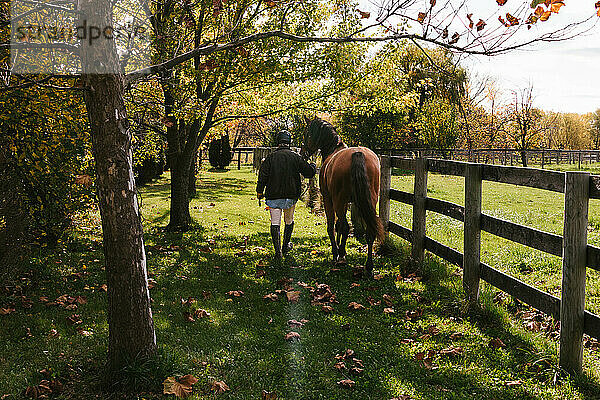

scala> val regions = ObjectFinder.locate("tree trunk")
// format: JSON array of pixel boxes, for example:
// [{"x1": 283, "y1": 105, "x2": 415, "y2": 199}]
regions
[
  {"x1": 521, "y1": 150, "x2": 528, "y2": 167},
  {"x1": 188, "y1": 150, "x2": 198, "y2": 198},
  {"x1": 78, "y1": 0, "x2": 156, "y2": 372},
  {"x1": 168, "y1": 158, "x2": 191, "y2": 230}
]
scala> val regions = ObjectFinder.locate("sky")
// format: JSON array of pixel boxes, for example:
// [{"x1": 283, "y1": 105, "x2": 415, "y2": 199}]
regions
[{"x1": 357, "y1": 0, "x2": 600, "y2": 114}]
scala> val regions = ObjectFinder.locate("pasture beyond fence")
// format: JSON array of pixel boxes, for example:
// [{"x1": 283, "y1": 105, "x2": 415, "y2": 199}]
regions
[{"x1": 378, "y1": 156, "x2": 600, "y2": 374}]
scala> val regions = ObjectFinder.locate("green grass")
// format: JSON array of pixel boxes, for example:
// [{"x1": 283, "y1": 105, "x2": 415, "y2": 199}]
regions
[{"x1": 1, "y1": 166, "x2": 600, "y2": 399}]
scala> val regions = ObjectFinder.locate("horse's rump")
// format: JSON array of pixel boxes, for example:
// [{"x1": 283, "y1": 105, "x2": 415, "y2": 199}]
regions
[{"x1": 322, "y1": 147, "x2": 383, "y2": 241}]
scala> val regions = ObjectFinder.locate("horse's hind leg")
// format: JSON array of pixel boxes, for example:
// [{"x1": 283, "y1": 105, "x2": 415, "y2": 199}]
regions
[
  {"x1": 365, "y1": 231, "x2": 375, "y2": 278},
  {"x1": 336, "y1": 213, "x2": 350, "y2": 265},
  {"x1": 335, "y1": 220, "x2": 342, "y2": 247},
  {"x1": 324, "y1": 196, "x2": 338, "y2": 263}
]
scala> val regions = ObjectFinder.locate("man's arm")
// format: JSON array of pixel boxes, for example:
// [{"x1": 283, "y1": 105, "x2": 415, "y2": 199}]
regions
[
  {"x1": 256, "y1": 155, "x2": 270, "y2": 195},
  {"x1": 298, "y1": 156, "x2": 316, "y2": 179}
]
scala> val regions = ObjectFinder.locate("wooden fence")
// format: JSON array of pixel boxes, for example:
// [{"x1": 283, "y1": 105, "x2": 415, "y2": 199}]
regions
[
  {"x1": 380, "y1": 149, "x2": 600, "y2": 169},
  {"x1": 378, "y1": 156, "x2": 600, "y2": 374}
]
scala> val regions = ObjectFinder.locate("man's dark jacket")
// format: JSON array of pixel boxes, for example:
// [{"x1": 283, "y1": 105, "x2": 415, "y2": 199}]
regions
[{"x1": 257, "y1": 146, "x2": 316, "y2": 200}]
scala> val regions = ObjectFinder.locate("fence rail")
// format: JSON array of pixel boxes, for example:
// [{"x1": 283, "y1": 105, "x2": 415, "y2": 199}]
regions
[{"x1": 379, "y1": 156, "x2": 600, "y2": 374}]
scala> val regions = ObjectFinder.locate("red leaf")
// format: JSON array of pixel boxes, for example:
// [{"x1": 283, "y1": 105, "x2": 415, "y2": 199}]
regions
[
  {"x1": 357, "y1": 9, "x2": 370, "y2": 19},
  {"x1": 449, "y1": 32, "x2": 460, "y2": 44},
  {"x1": 506, "y1": 12, "x2": 519, "y2": 25},
  {"x1": 496, "y1": 0, "x2": 507, "y2": 5},
  {"x1": 417, "y1": 12, "x2": 427, "y2": 23},
  {"x1": 476, "y1": 19, "x2": 487, "y2": 31}
]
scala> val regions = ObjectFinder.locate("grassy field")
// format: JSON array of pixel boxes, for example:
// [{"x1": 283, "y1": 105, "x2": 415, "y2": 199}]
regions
[
  {"x1": 2, "y1": 166, "x2": 600, "y2": 399},
  {"x1": 389, "y1": 163, "x2": 600, "y2": 315}
]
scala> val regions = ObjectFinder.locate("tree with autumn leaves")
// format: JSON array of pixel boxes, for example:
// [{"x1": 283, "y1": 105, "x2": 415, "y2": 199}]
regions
[{"x1": 5, "y1": 0, "x2": 600, "y2": 381}]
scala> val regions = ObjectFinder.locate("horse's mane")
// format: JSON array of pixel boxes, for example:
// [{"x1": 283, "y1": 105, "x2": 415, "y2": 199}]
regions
[{"x1": 308, "y1": 117, "x2": 342, "y2": 155}]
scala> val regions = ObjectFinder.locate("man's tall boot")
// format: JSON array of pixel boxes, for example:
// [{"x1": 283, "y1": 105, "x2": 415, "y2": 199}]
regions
[
  {"x1": 282, "y1": 222, "x2": 294, "y2": 256},
  {"x1": 271, "y1": 225, "x2": 282, "y2": 259}
]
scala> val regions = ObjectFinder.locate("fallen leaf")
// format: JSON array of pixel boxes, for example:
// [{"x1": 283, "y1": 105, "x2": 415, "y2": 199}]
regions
[
  {"x1": 76, "y1": 328, "x2": 93, "y2": 336},
  {"x1": 427, "y1": 325, "x2": 440, "y2": 335},
  {"x1": 383, "y1": 294, "x2": 394, "y2": 306},
  {"x1": 255, "y1": 270, "x2": 266, "y2": 278},
  {"x1": 262, "y1": 390, "x2": 277, "y2": 400},
  {"x1": 348, "y1": 302, "x2": 365, "y2": 310},
  {"x1": 505, "y1": 380, "x2": 522, "y2": 386},
  {"x1": 287, "y1": 319, "x2": 305, "y2": 328},
  {"x1": 163, "y1": 375, "x2": 198, "y2": 398},
  {"x1": 352, "y1": 358, "x2": 364, "y2": 368},
  {"x1": 194, "y1": 309, "x2": 210, "y2": 319},
  {"x1": 334, "y1": 361, "x2": 346, "y2": 370},
  {"x1": 367, "y1": 296, "x2": 381, "y2": 306},
  {"x1": 321, "y1": 305, "x2": 333, "y2": 313},
  {"x1": 0, "y1": 307, "x2": 15, "y2": 315},
  {"x1": 337, "y1": 379, "x2": 355, "y2": 388},
  {"x1": 75, "y1": 174, "x2": 92, "y2": 187},
  {"x1": 350, "y1": 283, "x2": 361, "y2": 289},
  {"x1": 286, "y1": 291, "x2": 301, "y2": 303},
  {"x1": 489, "y1": 338, "x2": 506, "y2": 349},
  {"x1": 263, "y1": 293, "x2": 279, "y2": 301},
  {"x1": 449, "y1": 332, "x2": 464, "y2": 340},
  {"x1": 66, "y1": 314, "x2": 82, "y2": 325},
  {"x1": 284, "y1": 332, "x2": 301, "y2": 341},
  {"x1": 349, "y1": 367, "x2": 364, "y2": 375},
  {"x1": 439, "y1": 346, "x2": 463, "y2": 356},
  {"x1": 336, "y1": 349, "x2": 355, "y2": 360},
  {"x1": 210, "y1": 381, "x2": 230, "y2": 394},
  {"x1": 383, "y1": 307, "x2": 395, "y2": 314},
  {"x1": 405, "y1": 309, "x2": 423, "y2": 321},
  {"x1": 227, "y1": 290, "x2": 244, "y2": 297}
]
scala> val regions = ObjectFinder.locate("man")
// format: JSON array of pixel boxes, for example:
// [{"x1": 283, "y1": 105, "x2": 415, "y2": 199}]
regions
[{"x1": 257, "y1": 130, "x2": 316, "y2": 259}]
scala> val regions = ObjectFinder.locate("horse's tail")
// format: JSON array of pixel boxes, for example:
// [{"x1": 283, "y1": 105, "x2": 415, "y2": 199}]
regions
[{"x1": 351, "y1": 151, "x2": 384, "y2": 243}]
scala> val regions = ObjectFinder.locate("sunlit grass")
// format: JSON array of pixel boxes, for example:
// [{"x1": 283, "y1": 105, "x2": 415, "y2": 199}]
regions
[{"x1": 0, "y1": 166, "x2": 599, "y2": 399}]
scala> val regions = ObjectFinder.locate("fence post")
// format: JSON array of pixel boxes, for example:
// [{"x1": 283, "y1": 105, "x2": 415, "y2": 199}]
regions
[
  {"x1": 237, "y1": 150, "x2": 241, "y2": 170},
  {"x1": 411, "y1": 158, "x2": 427, "y2": 262},
  {"x1": 559, "y1": 171, "x2": 590, "y2": 374},
  {"x1": 464, "y1": 163, "x2": 482, "y2": 308},
  {"x1": 578, "y1": 151, "x2": 582, "y2": 170},
  {"x1": 541, "y1": 149, "x2": 545, "y2": 169},
  {"x1": 252, "y1": 148, "x2": 260, "y2": 172},
  {"x1": 379, "y1": 155, "x2": 392, "y2": 234}
]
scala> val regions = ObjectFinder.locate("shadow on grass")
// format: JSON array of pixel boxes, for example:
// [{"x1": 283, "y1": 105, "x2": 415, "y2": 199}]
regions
[
  {"x1": 107, "y1": 227, "x2": 599, "y2": 399},
  {"x1": 5, "y1": 220, "x2": 600, "y2": 399}
]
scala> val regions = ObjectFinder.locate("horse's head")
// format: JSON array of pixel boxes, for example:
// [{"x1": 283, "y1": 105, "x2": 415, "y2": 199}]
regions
[{"x1": 300, "y1": 116, "x2": 318, "y2": 160}]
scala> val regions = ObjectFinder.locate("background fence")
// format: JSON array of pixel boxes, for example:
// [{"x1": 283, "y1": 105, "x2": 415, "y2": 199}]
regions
[
  {"x1": 200, "y1": 147, "x2": 600, "y2": 170},
  {"x1": 377, "y1": 149, "x2": 600, "y2": 169},
  {"x1": 378, "y1": 156, "x2": 600, "y2": 374}
]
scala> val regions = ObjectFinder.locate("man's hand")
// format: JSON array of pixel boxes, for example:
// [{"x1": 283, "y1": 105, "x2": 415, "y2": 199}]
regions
[{"x1": 257, "y1": 192, "x2": 264, "y2": 200}]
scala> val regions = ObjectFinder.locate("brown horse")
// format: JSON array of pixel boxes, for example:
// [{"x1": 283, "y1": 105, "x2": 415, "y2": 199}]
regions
[{"x1": 301, "y1": 117, "x2": 384, "y2": 276}]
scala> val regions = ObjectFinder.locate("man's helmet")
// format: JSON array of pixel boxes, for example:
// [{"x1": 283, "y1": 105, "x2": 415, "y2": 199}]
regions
[{"x1": 278, "y1": 130, "x2": 292, "y2": 145}]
